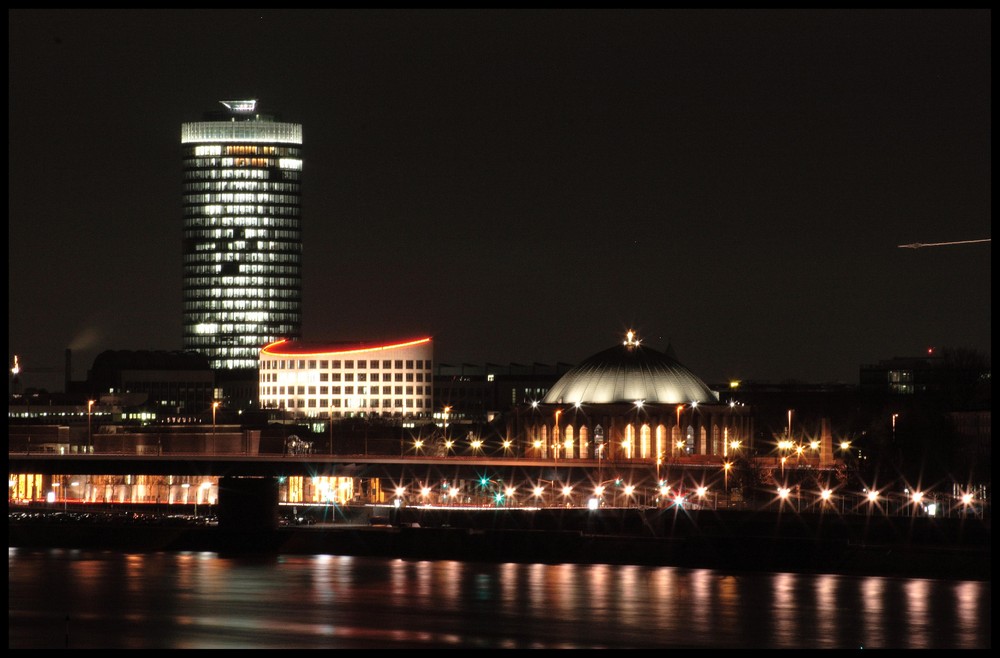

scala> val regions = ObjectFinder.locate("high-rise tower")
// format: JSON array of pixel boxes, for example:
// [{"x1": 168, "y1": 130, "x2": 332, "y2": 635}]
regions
[{"x1": 181, "y1": 100, "x2": 303, "y2": 378}]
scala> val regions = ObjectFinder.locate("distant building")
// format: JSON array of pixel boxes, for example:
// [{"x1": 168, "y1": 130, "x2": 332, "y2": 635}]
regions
[
  {"x1": 88, "y1": 350, "x2": 216, "y2": 415},
  {"x1": 860, "y1": 349, "x2": 991, "y2": 411},
  {"x1": 433, "y1": 361, "x2": 574, "y2": 422},
  {"x1": 860, "y1": 354, "x2": 944, "y2": 397},
  {"x1": 258, "y1": 338, "x2": 434, "y2": 419},
  {"x1": 181, "y1": 99, "x2": 303, "y2": 391},
  {"x1": 714, "y1": 380, "x2": 860, "y2": 445}
]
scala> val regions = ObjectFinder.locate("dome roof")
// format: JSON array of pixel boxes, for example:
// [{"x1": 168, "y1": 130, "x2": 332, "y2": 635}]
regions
[{"x1": 542, "y1": 338, "x2": 718, "y2": 405}]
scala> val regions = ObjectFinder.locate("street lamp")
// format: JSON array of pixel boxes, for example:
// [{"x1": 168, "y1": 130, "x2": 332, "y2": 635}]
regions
[
  {"x1": 198, "y1": 481, "x2": 212, "y2": 517},
  {"x1": 87, "y1": 399, "x2": 95, "y2": 453},
  {"x1": 675, "y1": 404, "x2": 684, "y2": 456},
  {"x1": 212, "y1": 401, "x2": 220, "y2": 454},
  {"x1": 53, "y1": 481, "x2": 64, "y2": 511},
  {"x1": 553, "y1": 409, "x2": 562, "y2": 461},
  {"x1": 622, "y1": 483, "x2": 636, "y2": 507},
  {"x1": 504, "y1": 486, "x2": 516, "y2": 507},
  {"x1": 820, "y1": 488, "x2": 834, "y2": 513}
]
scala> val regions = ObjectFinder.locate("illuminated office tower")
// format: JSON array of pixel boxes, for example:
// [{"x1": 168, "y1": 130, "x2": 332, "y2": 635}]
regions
[{"x1": 181, "y1": 100, "x2": 302, "y2": 374}]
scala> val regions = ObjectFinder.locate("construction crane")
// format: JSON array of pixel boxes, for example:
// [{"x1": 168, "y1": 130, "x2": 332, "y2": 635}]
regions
[{"x1": 898, "y1": 238, "x2": 991, "y2": 249}]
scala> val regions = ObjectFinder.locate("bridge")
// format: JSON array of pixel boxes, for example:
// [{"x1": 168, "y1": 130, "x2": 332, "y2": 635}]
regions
[
  {"x1": 8, "y1": 452, "x2": 683, "y2": 480},
  {"x1": 8, "y1": 452, "x2": 744, "y2": 528}
]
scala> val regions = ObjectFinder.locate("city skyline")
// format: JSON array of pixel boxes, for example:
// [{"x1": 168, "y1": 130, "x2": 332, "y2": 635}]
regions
[{"x1": 9, "y1": 10, "x2": 991, "y2": 392}]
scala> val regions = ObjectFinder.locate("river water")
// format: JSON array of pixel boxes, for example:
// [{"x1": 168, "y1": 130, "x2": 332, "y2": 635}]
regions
[{"x1": 8, "y1": 548, "x2": 990, "y2": 649}]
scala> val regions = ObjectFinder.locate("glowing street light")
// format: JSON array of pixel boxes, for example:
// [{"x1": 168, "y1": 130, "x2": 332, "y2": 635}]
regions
[
  {"x1": 675, "y1": 404, "x2": 684, "y2": 456},
  {"x1": 196, "y1": 481, "x2": 212, "y2": 517},
  {"x1": 53, "y1": 481, "x2": 66, "y2": 511},
  {"x1": 553, "y1": 409, "x2": 562, "y2": 461},
  {"x1": 87, "y1": 399, "x2": 96, "y2": 453},
  {"x1": 866, "y1": 489, "x2": 879, "y2": 515},
  {"x1": 211, "y1": 400, "x2": 220, "y2": 453}
]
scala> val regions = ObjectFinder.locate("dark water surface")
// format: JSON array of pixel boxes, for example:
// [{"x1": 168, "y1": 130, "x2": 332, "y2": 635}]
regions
[{"x1": 8, "y1": 548, "x2": 990, "y2": 649}]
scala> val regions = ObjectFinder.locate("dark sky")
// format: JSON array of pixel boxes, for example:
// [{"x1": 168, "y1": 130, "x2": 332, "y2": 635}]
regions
[{"x1": 9, "y1": 9, "x2": 992, "y2": 392}]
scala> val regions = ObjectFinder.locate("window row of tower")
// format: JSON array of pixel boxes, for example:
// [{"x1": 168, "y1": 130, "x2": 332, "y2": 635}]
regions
[
  {"x1": 190, "y1": 144, "x2": 300, "y2": 156},
  {"x1": 184, "y1": 204, "x2": 300, "y2": 217},
  {"x1": 183, "y1": 181, "x2": 299, "y2": 192},
  {"x1": 183, "y1": 252, "x2": 300, "y2": 264}
]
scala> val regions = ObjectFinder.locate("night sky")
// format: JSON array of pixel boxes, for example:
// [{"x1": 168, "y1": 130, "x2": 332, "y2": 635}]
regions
[{"x1": 9, "y1": 9, "x2": 991, "y2": 392}]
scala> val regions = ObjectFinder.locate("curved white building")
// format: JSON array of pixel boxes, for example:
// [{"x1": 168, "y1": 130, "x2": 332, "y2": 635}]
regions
[{"x1": 259, "y1": 338, "x2": 434, "y2": 418}]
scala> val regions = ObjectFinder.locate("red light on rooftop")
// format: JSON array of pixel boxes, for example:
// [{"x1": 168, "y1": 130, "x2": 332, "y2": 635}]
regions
[{"x1": 261, "y1": 337, "x2": 432, "y2": 356}]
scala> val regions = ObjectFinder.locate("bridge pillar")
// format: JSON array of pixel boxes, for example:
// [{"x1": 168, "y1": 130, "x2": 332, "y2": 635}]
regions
[{"x1": 217, "y1": 476, "x2": 280, "y2": 530}]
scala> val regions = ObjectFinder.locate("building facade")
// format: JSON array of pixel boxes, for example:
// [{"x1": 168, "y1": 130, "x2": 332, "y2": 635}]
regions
[
  {"x1": 258, "y1": 338, "x2": 434, "y2": 419},
  {"x1": 433, "y1": 361, "x2": 575, "y2": 422},
  {"x1": 181, "y1": 99, "x2": 303, "y2": 372}
]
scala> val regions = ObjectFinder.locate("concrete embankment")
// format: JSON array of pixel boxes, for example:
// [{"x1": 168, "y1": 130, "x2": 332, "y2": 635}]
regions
[{"x1": 9, "y1": 506, "x2": 990, "y2": 580}]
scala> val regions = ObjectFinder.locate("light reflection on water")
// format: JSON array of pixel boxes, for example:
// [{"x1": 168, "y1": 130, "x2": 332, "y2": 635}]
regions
[{"x1": 8, "y1": 548, "x2": 990, "y2": 649}]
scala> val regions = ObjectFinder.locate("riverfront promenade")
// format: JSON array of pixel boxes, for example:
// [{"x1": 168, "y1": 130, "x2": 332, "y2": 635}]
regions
[{"x1": 9, "y1": 504, "x2": 991, "y2": 581}]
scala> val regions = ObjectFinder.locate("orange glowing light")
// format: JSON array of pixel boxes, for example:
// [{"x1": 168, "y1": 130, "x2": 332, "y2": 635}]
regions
[{"x1": 261, "y1": 337, "x2": 432, "y2": 356}]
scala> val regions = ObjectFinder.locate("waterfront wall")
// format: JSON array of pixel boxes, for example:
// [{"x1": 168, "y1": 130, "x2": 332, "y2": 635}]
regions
[{"x1": 9, "y1": 506, "x2": 990, "y2": 580}]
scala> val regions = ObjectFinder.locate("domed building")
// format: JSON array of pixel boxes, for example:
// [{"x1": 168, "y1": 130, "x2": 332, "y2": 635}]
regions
[{"x1": 518, "y1": 332, "x2": 753, "y2": 465}]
